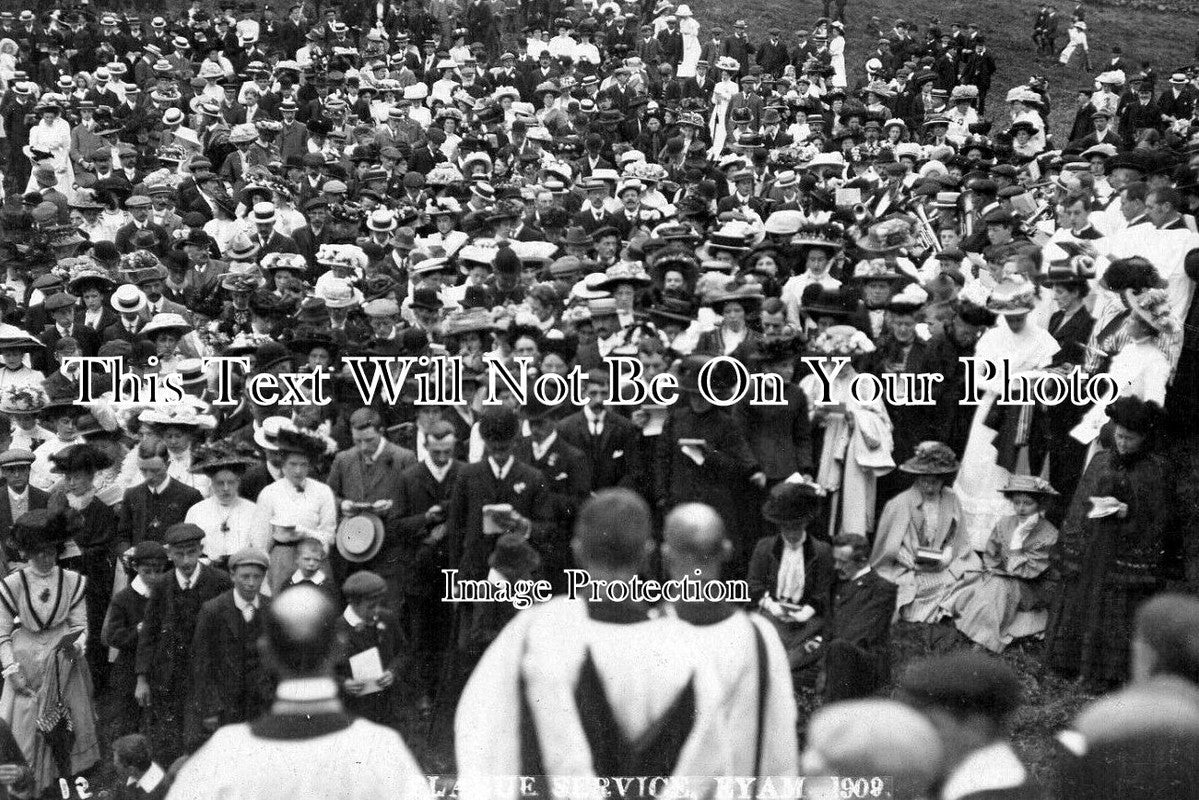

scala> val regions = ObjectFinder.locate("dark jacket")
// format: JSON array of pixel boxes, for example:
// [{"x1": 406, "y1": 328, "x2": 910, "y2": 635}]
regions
[
  {"x1": 395, "y1": 460, "x2": 461, "y2": 597},
  {"x1": 445, "y1": 459, "x2": 552, "y2": 581},
  {"x1": 117, "y1": 478, "x2": 205, "y2": 549},
  {"x1": 190, "y1": 590, "x2": 273, "y2": 728},
  {"x1": 557, "y1": 409, "x2": 643, "y2": 495}
]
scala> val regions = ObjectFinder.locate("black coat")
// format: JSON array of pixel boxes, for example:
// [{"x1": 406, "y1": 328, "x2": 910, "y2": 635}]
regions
[
  {"x1": 557, "y1": 409, "x2": 644, "y2": 495},
  {"x1": 117, "y1": 479, "x2": 204, "y2": 548},
  {"x1": 445, "y1": 459, "x2": 552, "y2": 581},
  {"x1": 335, "y1": 608, "x2": 408, "y2": 724},
  {"x1": 395, "y1": 460, "x2": 461, "y2": 597},
  {"x1": 190, "y1": 590, "x2": 273, "y2": 728}
]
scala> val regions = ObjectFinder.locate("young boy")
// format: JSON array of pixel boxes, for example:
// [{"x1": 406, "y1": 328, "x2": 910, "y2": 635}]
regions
[
  {"x1": 112, "y1": 733, "x2": 167, "y2": 800},
  {"x1": 944, "y1": 475, "x2": 1060, "y2": 652},
  {"x1": 280, "y1": 537, "x2": 339, "y2": 602},
  {"x1": 336, "y1": 571, "x2": 408, "y2": 731}
]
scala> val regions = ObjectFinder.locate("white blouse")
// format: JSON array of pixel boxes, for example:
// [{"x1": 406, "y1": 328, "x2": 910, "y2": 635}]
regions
[{"x1": 186, "y1": 496, "x2": 259, "y2": 561}]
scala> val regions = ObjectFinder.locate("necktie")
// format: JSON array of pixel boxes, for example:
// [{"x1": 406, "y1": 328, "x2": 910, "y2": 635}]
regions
[{"x1": 243, "y1": 604, "x2": 255, "y2": 623}]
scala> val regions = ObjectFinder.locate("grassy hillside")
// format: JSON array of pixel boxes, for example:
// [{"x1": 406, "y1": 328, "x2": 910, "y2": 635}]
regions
[{"x1": 690, "y1": 0, "x2": 1196, "y2": 138}]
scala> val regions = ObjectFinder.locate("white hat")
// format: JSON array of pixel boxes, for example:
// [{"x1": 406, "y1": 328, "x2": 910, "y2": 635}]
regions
[
  {"x1": 110, "y1": 284, "x2": 147, "y2": 314},
  {"x1": 367, "y1": 209, "x2": 397, "y2": 232},
  {"x1": 251, "y1": 202, "x2": 278, "y2": 225}
]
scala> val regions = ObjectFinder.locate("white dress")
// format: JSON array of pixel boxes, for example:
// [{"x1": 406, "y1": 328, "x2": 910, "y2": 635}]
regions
[
  {"x1": 953, "y1": 319, "x2": 1060, "y2": 549},
  {"x1": 679, "y1": 17, "x2": 701, "y2": 79},
  {"x1": 829, "y1": 36, "x2": 847, "y2": 88},
  {"x1": 708, "y1": 80, "x2": 737, "y2": 155},
  {"x1": 26, "y1": 117, "x2": 75, "y2": 200}
]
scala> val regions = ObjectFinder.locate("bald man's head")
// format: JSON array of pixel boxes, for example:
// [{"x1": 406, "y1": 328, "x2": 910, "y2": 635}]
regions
[
  {"x1": 572, "y1": 488, "x2": 652, "y2": 572},
  {"x1": 263, "y1": 584, "x2": 340, "y2": 677},
  {"x1": 662, "y1": 503, "x2": 731, "y2": 579}
]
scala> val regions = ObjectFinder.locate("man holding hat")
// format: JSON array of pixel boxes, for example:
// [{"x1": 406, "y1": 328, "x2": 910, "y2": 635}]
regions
[
  {"x1": 190, "y1": 547, "x2": 274, "y2": 749},
  {"x1": 135, "y1": 522, "x2": 233, "y2": 765}
]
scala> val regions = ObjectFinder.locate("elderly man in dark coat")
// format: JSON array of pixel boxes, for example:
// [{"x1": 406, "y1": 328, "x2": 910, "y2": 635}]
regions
[{"x1": 135, "y1": 523, "x2": 233, "y2": 766}]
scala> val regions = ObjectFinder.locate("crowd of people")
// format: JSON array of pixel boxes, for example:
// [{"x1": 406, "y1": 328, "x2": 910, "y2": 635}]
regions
[{"x1": 0, "y1": 0, "x2": 1194, "y2": 797}]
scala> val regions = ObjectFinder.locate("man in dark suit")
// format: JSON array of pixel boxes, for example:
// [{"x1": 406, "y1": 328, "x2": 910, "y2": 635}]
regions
[
  {"x1": 516, "y1": 398, "x2": 590, "y2": 590},
  {"x1": 247, "y1": 202, "x2": 301, "y2": 258},
  {"x1": 0, "y1": 449, "x2": 47, "y2": 572},
  {"x1": 32, "y1": 167, "x2": 70, "y2": 223},
  {"x1": 327, "y1": 408, "x2": 417, "y2": 587},
  {"x1": 557, "y1": 370, "x2": 643, "y2": 495},
  {"x1": 114, "y1": 195, "x2": 170, "y2": 256},
  {"x1": 39, "y1": 292, "x2": 101, "y2": 372},
  {"x1": 445, "y1": 407, "x2": 552, "y2": 583},
  {"x1": 135, "y1": 523, "x2": 233, "y2": 766},
  {"x1": 395, "y1": 419, "x2": 460, "y2": 704},
  {"x1": 117, "y1": 442, "x2": 205, "y2": 551},
  {"x1": 190, "y1": 548, "x2": 273, "y2": 750},
  {"x1": 824, "y1": 533, "x2": 898, "y2": 701}
]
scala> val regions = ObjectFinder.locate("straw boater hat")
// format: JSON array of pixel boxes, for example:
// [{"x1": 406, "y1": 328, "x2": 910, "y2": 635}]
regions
[
  {"x1": 899, "y1": 441, "x2": 960, "y2": 475},
  {"x1": 253, "y1": 416, "x2": 297, "y2": 452},
  {"x1": 0, "y1": 324, "x2": 45, "y2": 354},
  {"x1": 337, "y1": 512, "x2": 385, "y2": 563}
]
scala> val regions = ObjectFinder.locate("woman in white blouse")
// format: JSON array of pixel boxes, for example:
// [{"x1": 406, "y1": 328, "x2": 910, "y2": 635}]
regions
[
  {"x1": 251, "y1": 429, "x2": 337, "y2": 593},
  {"x1": 184, "y1": 444, "x2": 259, "y2": 570}
]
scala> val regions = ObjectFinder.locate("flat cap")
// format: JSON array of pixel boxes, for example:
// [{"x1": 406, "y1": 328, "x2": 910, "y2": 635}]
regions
[
  {"x1": 342, "y1": 570, "x2": 388, "y2": 599},
  {"x1": 229, "y1": 547, "x2": 270, "y2": 571},
  {"x1": 164, "y1": 522, "x2": 206, "y2": 546},
  {"x1": 898, "y1": 651, "x2": 1022, "y2": 722},
  {"x1": 130, "y1": 540, "x2": 168, "y2": 562},
  {"x1": 0, "y1": 449, "x2": 35, "y2": 468}
]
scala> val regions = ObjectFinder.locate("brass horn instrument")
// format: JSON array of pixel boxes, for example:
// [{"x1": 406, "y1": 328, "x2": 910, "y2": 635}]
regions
[{"x1": 913, "y1": 204, "x2": 942, "y2": 253}]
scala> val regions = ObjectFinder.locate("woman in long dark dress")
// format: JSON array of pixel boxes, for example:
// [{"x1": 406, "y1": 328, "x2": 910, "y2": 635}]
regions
[
  {"x1": 1044, "y1": 397, "x2": 1180, "y2": 688},
  {"x1": 45, "y1": 444, "x2": 119, "y2": 691}
]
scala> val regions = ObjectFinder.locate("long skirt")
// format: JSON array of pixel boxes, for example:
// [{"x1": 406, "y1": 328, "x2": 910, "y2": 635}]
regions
[
  {"x1": 944, "y1": 572, "x2": 1026, "y2": 652},
  {"x1": 0, "y1": 626, "x2": 99, "y2": 794},
  {"x1": 896, "y1": 567, "x2": 957, "y2": 623}
]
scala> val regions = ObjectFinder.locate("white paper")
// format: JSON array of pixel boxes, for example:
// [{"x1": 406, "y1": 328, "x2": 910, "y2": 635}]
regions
[
  {"x1": 642, "y1": 405, "x2": 668, "y2": 437},
  {"x1": 349, "y1": 646, "x2": 385, "y2": 695},
  {"x1": 1087, "y1": 496, "x2": 1126, "y2": 519},
  {"x1": 482, "y1": 504, "x2": 513, "y2": 535}
]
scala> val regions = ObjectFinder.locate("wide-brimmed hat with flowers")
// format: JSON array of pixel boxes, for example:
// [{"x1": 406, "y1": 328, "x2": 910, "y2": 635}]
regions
[
  {"x1": 190, "y1": 440, "x2": 260, "y2": 475},
  {"x1": 855, "y1": 218, "x2": 916, "y2": 254},
  {"x1": 595, "y1": 261, "x2": 653, "y2": 292},
  {"x1": 140, "y1": 405, "x2": 217, "y2": 431},
  {"x1": 1000, "y1": 474, "x2": 1058, "y2": 497},
  {"x1": 0, "y1": 385, "x2": 48, "y2": 416},
  {"x1": 808, "y1": 324, "x2": 876, "y2": 357},
  {"x1": 1126, "y1": 288, "x2": 1180, "y2": 335},
  {"x1": 986, "y1": 277, "x2": 1037, "y2": 317},
  {"x1": 899, "y1": 441, "x2": 960, "y2": 475},
  {"x1": 142, "y1": 312, "x2": 193, "y2": 339}
]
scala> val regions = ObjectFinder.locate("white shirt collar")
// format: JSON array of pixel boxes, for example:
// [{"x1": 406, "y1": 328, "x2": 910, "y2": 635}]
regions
[
  {"x1": 131, "y1": 575, "x2": 151, "y2": 597},
  {"x1": 941, "y1": 742, "x2": 1027, "y2": 800},
  {"x1": 363, "y1": 438, "x2": 386, "y2": 462},
  {"x1": 274, "y1": 676, "x2": 338, "y2": 703},
  {"x1": 290, "y1": 568, "x2": 326, "y2": 585},
  {"x1": 7, "y1": 485, "x2": 26, "y2": 501},
  {"x1": 852, "y1": 565, "x2": 872, "y2": 581},
  {"x1": 583, "y1": 406, "x2": 605, "y2": 426},
  {"x1": 176, "y1": 566, "x2": 200, "y2": 590},
  {"x1": 424, "y1": 455, "x2": 451, "y2": 483},
  {"x1": 149, "y1": 476, "x2": 171, "y2": 494},
  {"x1": 233, "y1": 591, "x2": 260, "y2": 613},
  {"x1": 488, "y1": 455, "x2": 514, "y2": 480},
  {"x1": 130, "y1": 763, "x2": 165, "y2": 792},
  {"x1": 343, "y1": 605, "x2": 366, "y2": 627},
  {"x1": 531, "y1": 429, "x2": 557, "y2": 461}
]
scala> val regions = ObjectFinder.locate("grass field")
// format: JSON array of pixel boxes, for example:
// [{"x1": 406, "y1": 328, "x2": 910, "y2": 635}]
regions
[{"x1": 690, "y1": 0, "x2": 1196, "y2": 139}]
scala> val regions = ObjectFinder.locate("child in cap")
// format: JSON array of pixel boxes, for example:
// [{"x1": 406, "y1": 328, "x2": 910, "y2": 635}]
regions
[
  {"x1": 336, "y1": 571, "x2": 410, "y2": 731},
  {"x1": 943, "y1": 475, "x2": 1060, "y2": 652}
]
